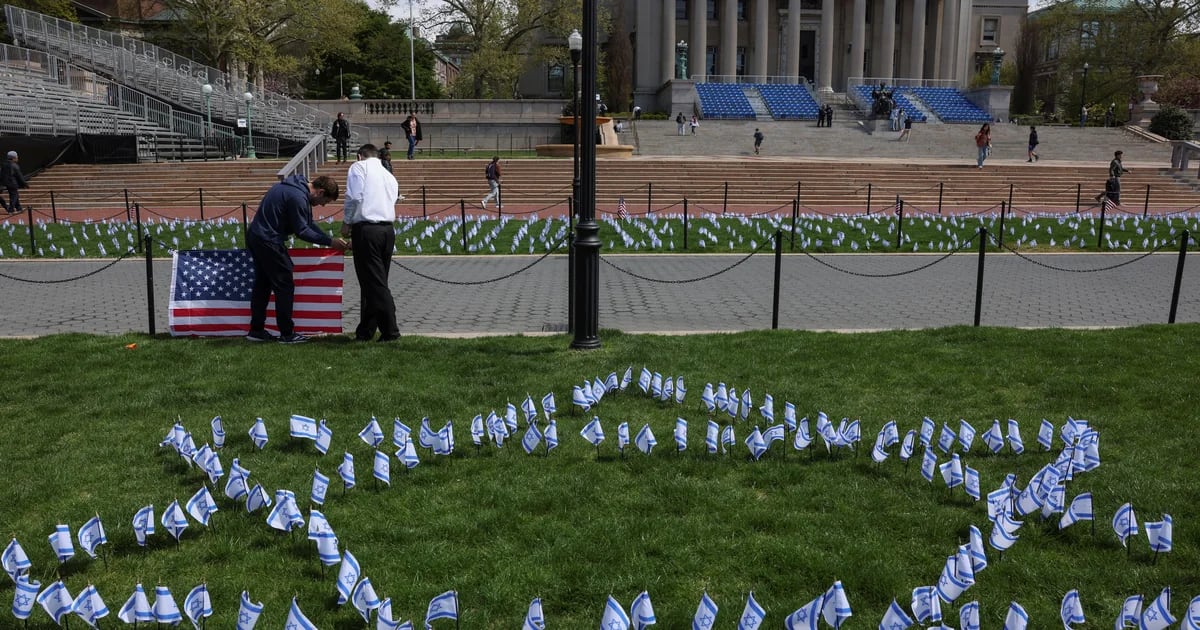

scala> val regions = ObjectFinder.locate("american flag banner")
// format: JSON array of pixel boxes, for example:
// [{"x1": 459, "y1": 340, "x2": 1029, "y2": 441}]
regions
[
  {"x1": 617, "y1": 196, "x2": 629, "y2": 219},
  {"x1": 169, "y1": 248, "x2": 344, "y2": 337}
]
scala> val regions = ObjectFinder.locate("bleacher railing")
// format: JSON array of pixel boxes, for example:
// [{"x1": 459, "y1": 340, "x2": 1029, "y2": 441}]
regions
[
  {"x1": 699, "y1": 75, "x2": 814, "y2": 86},
  {"x1": 850, "y1": 77, "x2": 961, "y2": 88},
  {"x1": 3, "y1": 4, "x2": 328, "y2": 145}
]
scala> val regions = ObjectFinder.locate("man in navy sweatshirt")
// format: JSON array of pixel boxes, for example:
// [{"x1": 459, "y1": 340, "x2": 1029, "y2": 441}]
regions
[{"x1": 245, "y1": 174, "x2": 349, "y2": 344}]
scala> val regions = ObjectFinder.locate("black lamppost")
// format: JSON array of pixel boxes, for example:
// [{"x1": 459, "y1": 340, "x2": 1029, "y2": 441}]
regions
[
  {"x1": 243, "y1": 91, "x2": 256, "y2": 158},
  {"x1": 569, "y1": 0, "x2": 600, "y2": 349},
  {"x1": 569, "y1": 29, "x2": 582, "y2": 206},
  {"x1": 1080, "y1": 62, "x2": 1090, "y2": 128}
]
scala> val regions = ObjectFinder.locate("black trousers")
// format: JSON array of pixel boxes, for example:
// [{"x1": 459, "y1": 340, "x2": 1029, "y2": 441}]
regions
[
  {"x1": 351, "y1": 223, "x2": 399, "y2": 339},
  {"x1": 335, "y1": 138, "x2": 349, "y2": 161},
  {"x1": 246, "y1": 233, "x2": 296, "y2": 336},
  {"x1": 1, "y1": 187, "x2": 19, "y2": 212}
]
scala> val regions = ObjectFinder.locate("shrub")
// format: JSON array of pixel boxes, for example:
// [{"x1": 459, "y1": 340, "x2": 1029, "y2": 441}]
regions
[{"x1": 1148, "y1": 104, "x2": 1196, "y2": 140}]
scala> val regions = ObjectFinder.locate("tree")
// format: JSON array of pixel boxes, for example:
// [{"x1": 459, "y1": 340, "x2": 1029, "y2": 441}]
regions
[
  {"x1": 605, "y1": 1, "x2": 633, "y2": 112},
  {"x1": 1, "y1": 0, "x2": 77, "y2": 41},
  {"x1": 1010, "y1": 18, "x2": 1039, "y2": 115},
  {"x1": 421, "y1": 0, "x2": 584, "y2": 99},
  {"x1": 1149, "y1": 104, "x2": 1196, "y2": 139},
  {"x1": 304, "y1": 6, "x2": 444, "y2": 100}
]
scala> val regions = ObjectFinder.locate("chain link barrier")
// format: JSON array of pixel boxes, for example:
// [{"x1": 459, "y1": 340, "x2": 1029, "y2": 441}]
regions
[
  {"x1": 798, "y1": 232, "x2": 979, "y2": 278},
  {"x1": 0, "y1": 248, "x2": 139, "y2": 283},
  {"x1": 391, "y1": 235, "x2": 568, "y2": 285},
  {"x1": 599, "y1": 239, "x2": 772, "y2": 284},
  {"x1": 988, "y1": 232, "x2": 1181, "y2": 273}
]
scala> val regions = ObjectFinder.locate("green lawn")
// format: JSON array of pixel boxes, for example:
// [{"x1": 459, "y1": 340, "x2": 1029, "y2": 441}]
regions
[
  {"x1": 2, "y1": 212, "x2": 1197, "y2": 258},
  {"x1": 1, "y1": 328, "x2": 1198, "y2": 628}
]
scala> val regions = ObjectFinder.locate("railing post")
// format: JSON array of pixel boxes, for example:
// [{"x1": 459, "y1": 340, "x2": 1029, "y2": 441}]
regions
[
  {"x1": 975, "y1": 227, "x2": 987, "y2": 327},
  {"x1": 1007, "y1": 183, "x2": 1014, "y2": 215},
  {"x1": 1097, "y1": 200, "x2": 1107, "y2": 249},
  {"x1": 1143, "y1": 184, "x2": 1151, "y2": 218},
  {"x1": 894, "y1": 197, "x2": 904, "y2": 249},
  {"x1": 134, "y1": 202, "x2": 143, "y2": 252},
  {"x1": 144, "y1": 231, "x2": 155, "y2": 335},
  {"x1": 647, "y1": 182, "x2": 652, "y2": 215},
  {"x1": 241, "y1": 202, "x2": 248, "y2": 243},
  {"x1": 772, "y1": 229, "x2": 783, "y2": 330},
  {"x1": 568, "y1": 229, "x2": 575, "y2": 334},
  {"x1": 937, "y1": 181, "x2": 944, "y2": 214},
  {"x1": 198, "y1": 188, "x2": 205, "y2": 221},
  {"x1": 997, "y1": 201, "x2": 1007, "y2": 249},
  {"x1": 421, "y1": 185, "x2": 427, "y2": 219},
  {"x1": 1169, "y1": 230, "x2": 1189, "y2": 324},
  {"x1": 460, "y1": 199, "x2": 467, "y2": 252},
  {"x1": 682, "y1": 197, "x2": 689, "y2": 250},
  {"x1": 1075, "y1": 183, "x2": 1081, "y2": 214},
  {"x1": 722, "y1": 181, "x2": 728, "y2": 215},
  {"x1": 124, "y1": 188, "x2": 131, "y2": 221},
  {"x1": 790, "y1": 198, "x2": 799, "y2": 251},
  {"x1": 50, "y1": 191, "x2": 57, "y2": 223},
  {"x1": 866, "y1": 182, "x2": 873, "y2": 215},
  {"x1": 26, "y1": 203, "x2": 35, "y2": 254}
]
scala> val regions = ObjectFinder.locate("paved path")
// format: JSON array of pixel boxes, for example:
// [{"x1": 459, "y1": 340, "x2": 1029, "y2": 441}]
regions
[{"x1": 0, "y1": 251, "x2": 1196, "y2": 337}]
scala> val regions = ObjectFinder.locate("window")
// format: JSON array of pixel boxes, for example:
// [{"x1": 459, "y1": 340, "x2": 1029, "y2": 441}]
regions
[
  {"x1": 736, "y1": 47, "x2": 747, "y2": 76},
  {"x1": 1046, "y1": 37, "x2": 1059, "y2": 61},
  {"x1": 981, "y1": 17, "x2": 999, "y2": 43},
  {"x1": 865, "y1": 1, "x2": 873, "y2": 23},
  {"x1": 708, "y1": 0, "x2": 717, "y2": 19},
  {"x1": 547, "y1": 64, "x2": 564, "y2": 94},
  {"x1": 1080, "y1": 20, "x2": 1099, "y2": 49},
  {"x1": 677, "y1": 0, "x2": 688, "y2": 20},
  {"x1": 706, "y1": 47, "x2": 718, "y2": 76},
  {"x1": 738, "y1": 0, "x2": 748, "y2": 20}
]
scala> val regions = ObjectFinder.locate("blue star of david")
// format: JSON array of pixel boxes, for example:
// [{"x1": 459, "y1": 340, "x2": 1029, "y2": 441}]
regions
[
  {"x1": 940, "y1": 575, "x2": 950, "y2": 586},
  {"x1": 197, "y1": 499, "x2": 207, "y2": 511},
  {"x1": 240, "y1": 612, "x2": 252, "y2": 624},
  {"x1": 315, "y1": 484, "x2": 326, "y2": 495},
  {"x1": 15, "y1": 595, "x2": 30, "y2": 607},
  {"x1": 742, "y1": 614, "x2": 759, "y2": 628},
  {"x1": 797, "y1": 609, "x2": 808, "y2": 621},
  {"x1": 192, "y1": 601, "x2": 203, "y2": 615},
  {"x1": 1118, "y1": 517, "x2": 1128, "y2": 530},
  {"x1": 697, "y1": 614, "x2": 713, "y2": 627},
  {"x1": 430, "y1": 603, "x2": 442, "y2": 612},
  {"x1": 343, "y1": 573, "x2": 357, "y2": 585},
  {"x1": 1146, "y1": 609, "x2": 1158, "y2": 621},
  {"x1": 287, "y1": 624, "x2": 297, "y2": 630},
  {"x1": 607, "y1": 622, "x2": 625, "y2": 630}
]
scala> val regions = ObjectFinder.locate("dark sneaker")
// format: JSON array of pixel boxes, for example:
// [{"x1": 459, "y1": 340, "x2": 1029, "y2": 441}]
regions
[
  {"x1": 245, "y1": 330, "x2": 276, "y2": 342},
  {"x1": 278, "y1": 332, "x2": 309, "y2": 344}
]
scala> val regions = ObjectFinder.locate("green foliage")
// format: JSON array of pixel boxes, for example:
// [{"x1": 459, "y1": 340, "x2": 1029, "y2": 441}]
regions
[
  {"x1": 0, "y1": 327, "x2": 1198, "y2": 627},
  {"x1": 0, "y1": 0, "x2": 76, "y2": 41},
  {"x1": 1157, "y1": 74, "x2": 1200, "y2": 109},
  {"x1": 1148, "y1": 104, "x2": 1196, "y2": 139},
  {"x1": 968, "y1": 61, "x2": 1018, "y2": 89}
]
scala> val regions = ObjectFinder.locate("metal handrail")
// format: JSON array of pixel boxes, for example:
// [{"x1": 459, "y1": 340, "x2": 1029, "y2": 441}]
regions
[{"x1": 277, "y1": 134, "x2": 328, "y2": 181}]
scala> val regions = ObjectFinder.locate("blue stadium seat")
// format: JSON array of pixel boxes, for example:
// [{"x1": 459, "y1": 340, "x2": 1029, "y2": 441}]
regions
[
  {"x1": 755, "y1": 84, "x2": 820, "y2": 120},
  {"x1": 695, "y1": 83, "x2": 756, "y2": 120}
]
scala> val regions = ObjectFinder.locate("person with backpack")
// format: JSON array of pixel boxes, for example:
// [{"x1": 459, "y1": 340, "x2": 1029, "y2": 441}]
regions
[
  {"x1": 753, "y1": 128, "x2": 764, "y2": 155},
  {"x1": 482, "y1": 156, "x2": 502, "y2": 210},
  {"x1": 676, "y1": 112, "x2": 685, "y2": 136},
  {"x1": 974, "y1": 123, "x2": 992, "y2": 168},
  {"x1": 1026, "y1": 126, "x2": 1040, "y2": 162}
]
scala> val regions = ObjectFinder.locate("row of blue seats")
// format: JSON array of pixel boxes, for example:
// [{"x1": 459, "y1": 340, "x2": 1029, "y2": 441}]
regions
[
  {"x1": 853, "y1": 85, "x2": 991, "y2": 123},
  {"x1": 755, "y1": 84, "x2": 820, "y2": 120},
  {"x1": 695, "y1": 83, "x2": 756, "y2": 119},
  {"x1": 851, "y1": 85, "x2": 928, "y2": 123}
]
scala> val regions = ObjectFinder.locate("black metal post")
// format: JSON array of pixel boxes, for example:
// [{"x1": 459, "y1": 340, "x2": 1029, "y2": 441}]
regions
[
  {"x1": 134, "y1": 203, "x2": 143, "y2": 253},
  {"x1": 241, "y1": 202, "x2": 248, "y2": 242},
  {"x1": 572, "y1": 51, "x2": 581, "y2": 212},
  {"x1": 25, "y1": 204, "x2": 35, "y2": 254},
  {"x1": 144, "y1": 231, "x2": 155, "y2": 335},
  {"x1": 937, "y1": 182, "x2": 944, "y2": 214},
  {"x1": 682, "y1": 197, "x2": 689, "y2": 250},
  {"x1": 1007, "y1": 184, "x2": 1014, "y2": 214},
  {"x1": 124, "y1": 188, "x2": 131, "y2": 221},
  {"x1": 998, "y1": 201, "x2": 1007, "y2": 249},
  {"x1": 1169, "y1": 230, "x2": 1189, "y2": 324},
  {"x1": 570, "y1": 0, "x2": 601, "y2": 349},
  {"x1": 647, "y1": 182, "x2": 652, "y2": 215},
  {"x1": 460, "y1": 199, "x2": 467, "y2": 251},
  {"x1": 790, "y1": 198, "x2": 798, "y2": 251},
  {"x1": 866, "y1": 183, "x2": 873, "y2": 215},
  {"x1": 421, "y1": 186, "x2": 427, "y2": 219},
  {"x1": 1143, "y1": 185, "x2": 1151, "y2": 218},
  {"x1": 568, "y1": 203, "x2": 575, "y2": 335},
  {"x1": 772, "y1": 229, "x2": 782, "y2": 330},
  {"x1": 722, "y1": 181, "x2": 728, "y2": 215},
  {"x1": 198, "y1": 188, "x2": 205, "y2": 221},
  {"x1": 1075, "y1": 184, "x2": 1081, "y2": 213},
  {"x1": 975, "y1": 227, "x2": 987, "y2": 327},
  {"x1": 894, "y1": 197, "x2": 904, "y2": 249},
  {"x1": 50, "y1": 191, "x2": 57, "y2": 223},
  {"x1": 1097, "y1": 200, "x2": 1107, "y2": 249}
]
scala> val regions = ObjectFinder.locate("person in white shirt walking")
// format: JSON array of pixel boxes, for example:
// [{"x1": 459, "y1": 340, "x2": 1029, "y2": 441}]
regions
[{"x1": 340, "y1": 143, "x2": 401, "y2": 341}]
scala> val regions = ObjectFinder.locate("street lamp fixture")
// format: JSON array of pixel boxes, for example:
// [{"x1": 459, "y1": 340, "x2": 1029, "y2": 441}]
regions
[
  {"x1": 243, "y1": 91, "x2": 256, "y2": 159},
  {"x1": 569, "y1": 2, "x2": 600, "y2": 349},
  {"x1": 990, "y1": 47, "x2": 1004, "y2": 86},
  {"x1": 568, "y1": 29, "x2": 583, "y2": 208},
  {"x1": 1080, "y1": 62, "x2": 1090, "y2": 128}
]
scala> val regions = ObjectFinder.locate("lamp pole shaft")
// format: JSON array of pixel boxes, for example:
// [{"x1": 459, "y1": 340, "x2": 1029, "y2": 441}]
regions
[
  {"x1": 409, "y1": 0, "x2": 416, "y2": 101},
  {"x1": 570, "y1": 0, "x2": 600, "y2": 349}
]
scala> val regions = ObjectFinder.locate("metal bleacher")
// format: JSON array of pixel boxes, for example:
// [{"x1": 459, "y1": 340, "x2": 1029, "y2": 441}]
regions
[
  {"x1": 3, "y1": 4, "x2": 331, "y2": 149},
  {"x1": 852, "y1": 85, "x2": 991, "y2": 124},
  {"x1": 695, "y1": 83, "x2": 756, "y2": 120},
  {"x1": 755, "y1": 84, "x2": 821, "y2": 120}
]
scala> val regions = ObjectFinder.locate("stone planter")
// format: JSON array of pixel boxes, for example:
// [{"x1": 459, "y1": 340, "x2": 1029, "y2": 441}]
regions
[{"x1": 1132, "y1": 75, "x2": 1163, "y2": 128}]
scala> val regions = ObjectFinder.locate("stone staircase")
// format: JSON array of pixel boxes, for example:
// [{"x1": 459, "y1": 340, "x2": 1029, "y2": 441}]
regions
[{"x1": 744, "y1": 88, "x2": 773, "y2": 121}]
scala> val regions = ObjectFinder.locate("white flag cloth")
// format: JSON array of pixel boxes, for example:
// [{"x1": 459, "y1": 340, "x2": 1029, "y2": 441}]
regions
[
  {"x1": 162, "y1": 500, "x2": 188, "y2": 541},
  {"x1": 185, "y1": 486, "x2": 218, "y2": 526},
  {"x1": 1117, "y1": 595, "x2": 1143, "y2": 630},
  {"x1": 542, "y1": 392, "x2": 556, "y2": 418},
  {"x1": 982, "y1": 419, "x2": 1004, "y2": 453},
  {"x1": 225, "y1": 469, "x2": 249, "y2": 502},
  {"x1": 289, "y1": 414, "x2": 319, "y2": 440},
  {"x1": 359, "y1": 417, "x2": 385, "y2": 447},
  {"x1": 693, "y1": 592, "x2": 719, "y2": 630},
  {"x1": 72, "y1": 584, "x2": 110, "y2": 629},
  {"x1": 580, "y1": 417, "x2": 605, "y2": 446},
  {"x1": 899, "y1": 430, "x2": 915, "y2": 461},
  {"x1": 745, "y1": 426, "x2": 767, "y2": 461},
  {"x1": 522, "y1": 422, "x2": 543, "y2": 454},
  {"x1": 425, "y1": 590, "x2": 459, "y2": 625},
  {"x1": 602, "y1": 595, "x2": 631, "y2": 630},
  {"x1": 1060, "y1": 589, "x2": 1085, "y2": 629},
  {"x1": 1140, "y1": 588, "x2": 1175, "y2": 630},
  {"x1": 12, "y1": 574, "x2": 41, "y2": 620},
  {"x1": 989, "y1": 510, "x2": 1022, "y2": 551},
  {"x1": 153, "y1": 585, "x2": 182, "y2": 624},
  {"x1": 785, "y1": 593, "x2": 822, "y2": 630},
  {"x1": 545, "y1": 420, "x2": 559, "y2": 451},
  {"x1": 37, "y1": 580, "x2": 73, "y2": 625},
  {"x1": 373, "y1": 450, "x2": 391, "y2": 485},
  {"x1": 3, "y1": 537, "x2": 32, "y2": 580},
  {"x1": 48, "y1": 524, "x2": 74, "y2": 563},
  {"x1": 911, "y1": 586, "x2": 941, "y2": 623},
  {"x1": 523, "y1": 597, "x2": 545, "y2": 630},
  {"x1": 352, "y1": 577, "x2": 382, "y2": 622},
  {"x1": 674, "y1": 418, "x2": 688, "y2": 451},
  {"x1": 337, "y1": 550, "x2": 361, "y2": 604},
  {"x1": 879, "y1": 599, "x2": 914, "y2": 630},
  {"x1": 1059, "y1": 492, "x2": 1093, "y2": 529},
  {"x1": 618, "y1": 422, "x2": 630, "y2": 452},
  {"x1": 737, "y1": 592, "x2": 767, "y2": 630},
  {"x1": 1145, "y1": 514, "x2": 1173, "y2": 553},
  {"x1": 1038, "y1": 418, "x2": 1055, "y2": 450},
  {"x1": 1112, "y1": 502, "x2": 1139, "y2": 547},
  {"x1": 312, "y1": 469, "x2": 330, "y2": 505},
  {"x1": 248, "y1": 418, "x2": 268, "y2": 449},
  {"x1": 245, "y1": 483, "x2": 271, "y2": 513},
  {"x1": 631, "y1": 590, "x2": 657, "y2": 630},
  {"x1": 635, "y1": 424, "x2": 657, "y2": 455},
  {"x1": 237, "y1": 590, "x2": 263, "y2": 630},
  {"x1": 183, "y1": 584, "x2": 212, "y2": 630},
  {"x1": 117, "y1": 584, "x2": 153, "y2": 623},
  {"x1": 1182, "y1": 595, "x2": 1200, "y2": 630},
  {"x1": 210, "y1": 415, "x2": 225, "y2": 449},
  {"x1": 1007, "y1": 419, "x2": 1025, "y2": 454},
  {"x1": 705, "y1": 420, "x2": 719, "y2": 454},
  {"x1": 77, "y1": 516, "x2": 107, "y2": 559},
  {"x1": 286, "y1": 598, "x2": 319, "y2": 630},
  {"x1": 1004, "y1": 602, "x2": 1029, "y2": 630}
]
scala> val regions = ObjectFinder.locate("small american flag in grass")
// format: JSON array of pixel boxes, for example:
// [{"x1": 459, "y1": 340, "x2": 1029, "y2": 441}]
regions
[{"x1": 617, "y1": 196, "x2": 629, "y2": 219}]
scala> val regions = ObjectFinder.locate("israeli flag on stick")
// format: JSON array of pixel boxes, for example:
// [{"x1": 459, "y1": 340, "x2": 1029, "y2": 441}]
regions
[
  {"x1": 470, "y1": 415, "x2": 485, "y2": 446},
  {"x1": 573, "y1": 386, "x2": 593, "y2": 411},
  {"x1": 48, "y1": 524, "x2": 74, "y2": 563},
  {"x1": 225, "y1": 470, "x2": 249, "y2": 502},
  {"x1": 522, "y1": 394, "x2": 538, "y2": 423},
  {"x1": 1145, "y1": 514, "x2": 1173, "y2": 553},
  {"x1": 286, "y1": 598, "x2": 319, "y2": 630},
  {"x1": 545, "y1": 420, "x2": 559, "y2": 452},
  {"x1": 737, "y1": 592, "x2": 766, "y2": 630},
  {"x1": 1183, "y1": 596, "x2": 1200, "y2": 630},
  {"x1": 1059, "y1": 492, "x2": 1093, "y2": 529},
  {"x1": 674, "y1": 418, "x2": 688, "y2": 452},
  {"x1": 745, "y1": 426, "x2": 767, "y2": 461},
  {"x1": 714, "y1": 383, "x2": 728, "y2": 412},
  {"x1": 602, "y1": 595, "x2": 631, "y2": 630},
  {"x1": 878, "y1": 599, "x2": 913, "y2": 630},
  {"x1": 580, "y1": 417, "x2": 605, "y2": 446},
  {"x1": 701, "y1": 383, "x2": 716, "y2": 412},
  {"x1": 674, "y1": 377, "x2": 687, "y2": 404},
  {"x1": 920, "y1": 448, "x2": 937, "y2": 483},
  {"x1": 982, "y1": 419, "x2": 1004, "y2": 453},
  {"x1": 237, "y1": 590, "x2": 263, "y2": 630},
  {"x1": 621, "y1": 366, "x2": 633, "y2": 391},
  {"x1": 1038, "y1": 419, "x2": 1055, "y2": 450},
  {"x1": 77, "y1": 515, "x2": 107, "y2": 559},
  {"x1": 606, "y1": 371, "x2": 620, "y2": 393},
  {"x1": 3, "y1": 537, "x2": 32, "y2": 580},
  {"x1": 211, "y1": 416, "x2": 226, "y2": 449},
  {"x1": 1007, "y1": 419, "x2": 1025, "y2": 454},
  {"x1": 919, "y1": 417, "x2": 935, "y2": 448},
  {"x1": 12, "y1": 574, "x2": 40, "y2": 620},
  {"x1": 37, "y1": 580, "x2": 73, "y2": 625},
  {"x1": 759, "y1": 394, "x2": 774, "y2": 423},
  {"x1": 939, "y1": 453, "x2": 964, "y2": 488},
  {"x1": 937, "y1": 422, "x2": 956, "y2": 452},
  {"x1": 153, "y1": 585, "x2": 182, "y2": 625},
  {"x1": 1117, "y1": 595, "x2": 1144, "y2": 629},
  {"x1": 248, "y1": 418, "x2": 268, "y2": 449},
  {"x1": 722, "y1": 425, "x2": 735, "y2": 454},
  {"x1": 693, "y1": 592, "x2": 718, "y2": 630},
  {"x1": 899, "y1": 429, "x2": 916, "y2": 461},
  {"x1": 740, "y1": 389, "x2": 752, "y2": 421},
  {"x1": 959, "y1": 601, "x2": 980, "y2": 630},
  {"x1": 783, "y1": 402, "x2": 797, "y2": 431},
  {"x1": 311, "y1": 469, "x2": 330, "y2": 505},
  {"x1": 1060, "y1": 589, "x2": 1085, "y2": 629},
  {"x1": 1140, "y1": 590, "x2": 1172, "y2": 630},
  {"x1": 425, "y1": 590, "x2": 458, "y2": 626},
  {"x1": 821, "y1": 580, "x2": 852, "y2": 628},
  {"x1": 542, "y1": 392, "x2": 556, "y2": 419},
  {"x1": 289, "y1": 414, "x2": 319, "y2": 440},
  {"x1": 336, "y1": 550, "x2": 361, "y2": 604},
  {"x1": 186, "y1": 486, "x2": 218, "y2": 526},
  {"x1": 958, "y1": 419, "x2": 976, "y2": 451},
  {"x1": 183, "y1": 584, "x2": 212, "y2": 630},
  {"x1": 784, "y1": 593, "x2": 822, "y2": 630},
  {"x1": 402, "y1": 439, "x2": 420, "y2": 469},
  {"x1": 631, "y1": 590, "x2": 657, "y2": 629},
  {"x1": 617, "y1": 422, "x2": 630, "y2": 453},
  {"x1": 1112, "y1": 502, "x2": 1139, "y2": 547},
  {"x1": 635, "y1": 424, "x2": 657, "y2": 455},
  {"x1": 522, "y1": 421, "x2": 543, "y2": 454},
  {"x1": 523, "y1": 597, "x2": 545, "y2": 630},
  {"x1": 964, "y1": 466, "x2": 981, "y2": 501},
  {"x1": 377, "y1": 598, "x2": 403, "y2": 630},
  {"x1": 373, "y1": 450, "x2": 391, "y2": 486},
  {"x1": 911, "y1": 586, "x2": 940, "y2": 624},
  {"x1": 338, "y1": 452, "x2": 356, "y2": 490},
  {"x1": 705, "y1": 420, "x2": 719, "y2": 454},
  {"x1": 393, "y1": 419, "x2": 412, "y2": 449},
  {"x1": 315, "y1": 419, "x2": 333, "y2": 454},
  {"x1": 245, "y1": 484, "x2": 270, "y2": 514},
  {"x1": 359, "y1": 417, "x2": 385, "y2": 447},
  {"x1": 637, "y1": 368, "x2": 651, "y2": 393},
  {"x1": 661, "y1": 377, "x2": 674, "y2": 402},
  {"x1": 1003, "y1": 601, "x2": 1029, "y2": 630},
  {"x1": 117, "y1": 584, "x2": 153, "y2": 624},
  {"x1": 351, "y1": 577, "x2": 382, "y2": 622}
]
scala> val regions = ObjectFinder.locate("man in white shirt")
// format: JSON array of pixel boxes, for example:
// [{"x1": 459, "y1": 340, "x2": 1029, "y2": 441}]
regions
[{"x1": 340, "y1": 143, "x2": 401, "y2": 341}]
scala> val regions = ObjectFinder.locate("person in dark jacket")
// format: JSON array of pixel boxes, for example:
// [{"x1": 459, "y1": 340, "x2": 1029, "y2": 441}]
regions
[
  {"x1": 0, "y1": 151, "x2": 29, "y2": 214},
  {"x1": 331, "y1": 112, "x2": 351, "y2": 163},
  {"x1": 245, "y1": 174, "x2": 349, "y2": 344},
  {"x1": 401, "y1": 114, "x2": 422, "y2": 160}
]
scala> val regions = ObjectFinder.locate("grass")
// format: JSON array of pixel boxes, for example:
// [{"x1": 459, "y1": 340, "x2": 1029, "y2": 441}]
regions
[
  {"x1": 2, "y1": 327, "x2": 1199, "y2": 628},
  {"x1": 2, "y1": 212, "x2": 1199, "y2": 258}
]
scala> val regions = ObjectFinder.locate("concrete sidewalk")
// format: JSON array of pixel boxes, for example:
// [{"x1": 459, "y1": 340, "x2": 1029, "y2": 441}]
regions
[{"x1": 0, "y1": 252, "x2": 1196, "y2": 338}]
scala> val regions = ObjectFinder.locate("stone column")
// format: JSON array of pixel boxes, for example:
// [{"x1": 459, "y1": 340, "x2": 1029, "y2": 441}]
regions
[
  {"x1": 937, "y1": 0, "x2": 958, "y2": 80},
  {"x1": 819, "y1": 0, "x2": 835, "y2": 91},
  {"x1": 956, "y1": 0, "x2": 972, "y2": 85},
  {"x1": 662, "y1": 0, "x2": 677, "y2": 83},
  {"x1": 879, "y1": 0, "x2": 896, "y2": 81},
  {"x1": 787, "y1": 0, "x2": 803, "y2": 77},
  {"x1": 909, "y1": 0, "x2": 927, "y2": 79},
  {"x1": 691, "y1": 0, "x2": 708, "y2": 80},
  {"x1": 754, "y1": 0, "x2": 770, "y2": 80},
  {"x1": 721, "y1": 0, "x2": 739, "y2": 77},
  {"x1": 850, "y1": 0, "x2": 867, "y2": 84}
]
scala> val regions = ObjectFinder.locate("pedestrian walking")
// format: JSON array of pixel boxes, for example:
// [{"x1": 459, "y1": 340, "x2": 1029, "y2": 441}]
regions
[
  {"x1": 401, "y1": 114, "x2": 422, "y2": 160},
  {"x1": 753, "y1": 128, "x2": 764, "y2": 155},
  {"x1": 690, "y1": 115, "x2": 699, "y2": 135},
  {"x1": 340, "y1": 144, "x2": 401, "y2": 342},
  {"x1": 0, "y1": 151, "x2": 29, "y2": 214},
  {"x1": 1096, "y1": 150, "x2": 1130, "y2": 205},
  {"x1": 676, "y1": 113, "x2": 686, "y2": 136},
  {"x1": 331, "y1": 112, "x2": 351, "y2": 163},
  {"x1": 482, "y1": 156, "x2": 502, "y2": 210},
  {"x1": 379, "y1": 141, "x2": 394, "y2": 173},
  {"x1": 1026, "y1": 126, "x2": 1040, "y2": 162},
  {"x1": 974, "y1": 123, "x2": 992, "y2": 168},
  {"x1": 897, "y1": 116, "x2": 913, "y2": 142}
]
